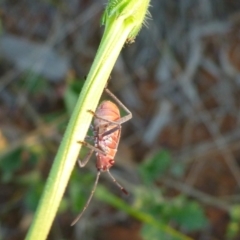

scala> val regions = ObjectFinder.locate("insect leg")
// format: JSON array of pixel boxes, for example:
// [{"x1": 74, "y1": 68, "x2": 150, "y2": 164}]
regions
[
  {"x1": 88, "y1": 110, "x2": 121, "y2": 126},
  {"x1": 71, "y1": 171, "x2": 101, "y2": 226},
  {"x1": 104, "y1": 88, "x2": 132, "y2": 124},
  {"x1": 78, "y1": 149, "x2": 94, "y2": 167},
  {"x1": 101, "y1": 125, "x2": 121, "y2": 137},
  {"x1": 77, "y1": 141, "x2": 107, "y2": 156},
  {"x1": 87, "y1": 111, "x2": 122, "y2": 137},
  {"x1": 88, "y1": 87, "x2": 132, "y2": 127}
]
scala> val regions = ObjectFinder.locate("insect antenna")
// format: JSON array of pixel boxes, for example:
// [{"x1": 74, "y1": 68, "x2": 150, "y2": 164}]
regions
[
  {"x1": 107, "y1": 170, "x2": 128, "y2": 195},
  {"x1": 71, "y1": 171, "x2": 101, "y2": 226}
]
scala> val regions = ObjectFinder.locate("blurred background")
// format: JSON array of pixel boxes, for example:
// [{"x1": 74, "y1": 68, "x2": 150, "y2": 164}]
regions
[{"x1": 1, "y1": 0, "x2": 240, "y2": 239}]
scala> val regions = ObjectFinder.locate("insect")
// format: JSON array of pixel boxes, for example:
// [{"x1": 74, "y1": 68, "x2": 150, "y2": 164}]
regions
[{"x1": 71, "y1": 88, "x2": 132, "y2": 226}]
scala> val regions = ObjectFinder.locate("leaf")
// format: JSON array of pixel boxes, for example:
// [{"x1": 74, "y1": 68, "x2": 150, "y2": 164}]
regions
[
  {"x1": 0, "y1": 147, "x2": 23, "y2": 182},
  {"x1": 170, "y1": 161, "x2": 186, "y2": 178},
  {"x1": 95, "y1": 185, "x2": 193, "y2": 240},
  {"x1": 69, "y1": 171, "x2": 95, "y2": 212},
  {"x1": 24, "y1": 74, "x2": 49, "y2": 94},
  {"x1": 58, "y1": 197, "x2": 68, "y2": 213},
  {"x1": 25, "y1": 183, "x2": 44, "y2": 211},
  {"x1": 133, "y1": 186, "x2": 165, "y2": 217},
  {"x1": 141, "y1": 224, "x2": 180, "y2": 240},
  {"x1": 139, "y1": 150, "x2": 171, "y2": 184},
  {"x1": 170, "y1": 198, "x2": 208, "y2": 232},
  {"x1": 226, "y1": 205, "x2": 240, "y2": 239},
  {"x1": 230, "y1": 205, "x2": 240, "y2": 221}
]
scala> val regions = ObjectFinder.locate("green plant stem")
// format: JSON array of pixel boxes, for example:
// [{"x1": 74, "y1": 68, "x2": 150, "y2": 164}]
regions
[{"x1": 25, "y1": 0, "x2": 150, "y2": 239}]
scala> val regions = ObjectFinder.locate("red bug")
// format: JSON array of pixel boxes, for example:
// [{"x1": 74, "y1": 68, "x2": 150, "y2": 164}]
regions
[{"x1": 71, "y1": 88, "x2": 132, "y2": 226}]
